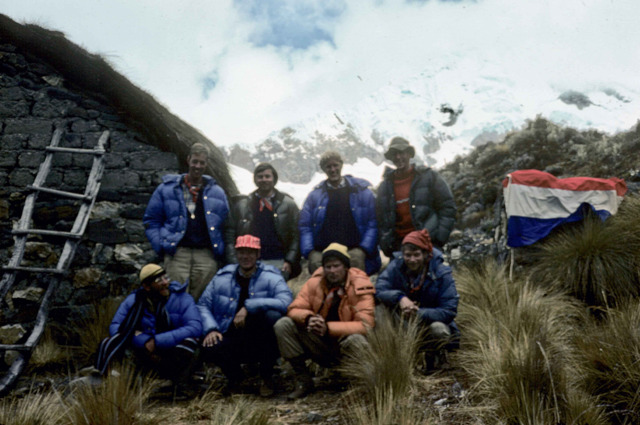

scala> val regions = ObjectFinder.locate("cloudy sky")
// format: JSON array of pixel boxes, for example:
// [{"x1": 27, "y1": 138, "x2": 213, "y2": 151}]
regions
[{"x1": 3, "y1": 0, "x2": 639, "y2": 147}]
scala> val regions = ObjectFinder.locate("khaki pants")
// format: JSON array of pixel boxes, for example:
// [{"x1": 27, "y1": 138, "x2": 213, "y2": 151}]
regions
[
  {"x1": 308, "y1": 247, "x2": 366, "y2": 275},
  {"x1": 274, "y1": 316, "x2": 368, "y2": 366},
  {"x1": 164, "y1": 246, "x2": 218, "y2": 301}
]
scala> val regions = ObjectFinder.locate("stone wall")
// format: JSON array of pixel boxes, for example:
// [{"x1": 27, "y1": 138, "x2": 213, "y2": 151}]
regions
[{"x1": 0, "y1": 42, "x2": 180, "y2": 332}]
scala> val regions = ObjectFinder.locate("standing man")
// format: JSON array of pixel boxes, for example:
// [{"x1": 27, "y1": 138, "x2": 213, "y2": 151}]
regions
[
  {"x1": 299, "y1": 151, "x2": 380, "y2": 275},
  {"x1": 144, "y1": 142, "x2": 229, "y2": 301},
  {"x1": 375, "y1": 229, "x2": 459, "y2": 369},
  {"x1": 274, "y1": 243, "x2": 375, "y2": 399},
  {"x1": 376, "y1": 137, "x2": 456, "y2": 257},
  {"x1": 198, "y1": 235, "x2": 292, "y2": 397},
  {"x1": 95, "y1": 264, "x2": 202, "y2": 392},
  {"x1": 225, "y1": 163, "x2": 301, "y2": 280}
]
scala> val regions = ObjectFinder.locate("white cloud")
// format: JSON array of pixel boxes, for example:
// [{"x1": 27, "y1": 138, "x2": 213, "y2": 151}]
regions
[{"x1": 3, "y1": 0, "x2": 639, "y2": 148}]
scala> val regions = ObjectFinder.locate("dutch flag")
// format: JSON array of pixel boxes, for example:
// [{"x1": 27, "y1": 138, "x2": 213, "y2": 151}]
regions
[{"x1": 502, "y1": 170, "x2": 627, "y2": 247}]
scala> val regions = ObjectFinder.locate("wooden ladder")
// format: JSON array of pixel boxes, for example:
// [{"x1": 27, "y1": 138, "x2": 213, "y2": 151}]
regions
[{"x1": 0, "y1": 128, "x2": 109, "y2": 395}]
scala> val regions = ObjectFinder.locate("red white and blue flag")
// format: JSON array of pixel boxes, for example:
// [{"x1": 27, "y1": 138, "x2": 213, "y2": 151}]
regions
[{"x1": 502, "y1": 170, "x2": 627, "y2": 247}]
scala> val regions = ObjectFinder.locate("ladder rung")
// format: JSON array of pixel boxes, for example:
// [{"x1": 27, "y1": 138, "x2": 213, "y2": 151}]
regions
[
  {"x1": 2, "y1": 266, "x2": 65, "y2": 274},
  {"x1": 46, "y1": 146, "x2": 105, "y2": 155},
  {"x1": 12, "y1": 229, "x2": 82, "y2": 238},
  {"x1": 0, "y1": 345, "x2": 30, "y2": 352},
  {"x1": 27, "y1": 185, "x2": 92, "y2": 201}
]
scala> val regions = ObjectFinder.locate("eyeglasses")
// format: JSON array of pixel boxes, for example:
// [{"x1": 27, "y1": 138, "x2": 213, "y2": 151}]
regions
[{"x1": 154, "y1": 274, "x2": 168, "y2": 283}]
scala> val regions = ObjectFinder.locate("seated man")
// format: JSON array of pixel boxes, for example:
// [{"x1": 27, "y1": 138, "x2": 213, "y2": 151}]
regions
[
  {"x1": 95, "y1": 264, "x2": 202, "y2": 392},
  {"x1": 274, "y1": 243, "x2": 375, "y2": 400},
  {"x1": 198, "y1": 235, "x2": 292, "y2": 397},
  {"x1": 375, "y1": 229, "x2": 459, "y2": 370}
]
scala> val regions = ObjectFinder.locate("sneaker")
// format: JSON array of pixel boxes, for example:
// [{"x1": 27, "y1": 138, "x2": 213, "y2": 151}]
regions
[
  {"x1": 259, "y1": 378, "x2": 275, "y2": 397},
  {"x1": 287, "y1": 375, "x2": 314, "y2": 400}
]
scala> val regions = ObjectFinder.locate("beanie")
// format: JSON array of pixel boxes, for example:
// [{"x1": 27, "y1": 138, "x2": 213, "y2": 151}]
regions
[
  {"x1": 401, "y1": 229, "x2": 433, "y2": 254},
  {"x1": 322, "y1": 243, "x2": 351, "y2": 268}
]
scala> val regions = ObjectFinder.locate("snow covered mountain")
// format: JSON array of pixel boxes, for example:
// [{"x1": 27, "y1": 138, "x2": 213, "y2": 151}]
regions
[{"x1": 226, "y1": 54, "x2": 639, "y2": 199}]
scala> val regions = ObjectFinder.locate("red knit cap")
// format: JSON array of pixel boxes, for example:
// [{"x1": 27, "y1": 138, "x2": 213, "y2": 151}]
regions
[
  {"x1": 235, "y1": 234, "x2": 261, "y2": 250},
  {"x1": 401, "y1": 229, "x2": 433, "y2": 253}
]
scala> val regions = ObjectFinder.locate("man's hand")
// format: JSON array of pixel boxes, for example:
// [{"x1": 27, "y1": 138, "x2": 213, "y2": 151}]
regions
[
  {"x1": 202, "y1": 331, "x2": 224, "y2": 347},
  {"x1": 233, "y1": 307, "x2": 248, "y2": 328},
  {"x1": 281, "y1": 261, "x2": 292, "y2": 276},
  {"x1": 307, "y1": 314, "x2": 328, "y2": 337},
  {"x1": 399, "y1": 296, "x2": 419, "y2": 315},
  {"x1": 144, "y1": 337, "x2": 156, "y2": 353}
]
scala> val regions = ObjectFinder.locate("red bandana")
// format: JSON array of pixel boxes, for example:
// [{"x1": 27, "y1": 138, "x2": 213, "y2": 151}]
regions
[
  {"x1": 259, "y1": 197, "x2": 273, "y2": 212},
  {"x1": 184, "y1": 175, "x2": 201, "y2": 203}
]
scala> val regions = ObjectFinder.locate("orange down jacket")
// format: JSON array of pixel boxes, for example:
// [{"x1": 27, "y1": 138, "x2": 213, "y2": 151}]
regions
[{"x1": 287, "y1": 267, "x2": 375, "y2": 338}]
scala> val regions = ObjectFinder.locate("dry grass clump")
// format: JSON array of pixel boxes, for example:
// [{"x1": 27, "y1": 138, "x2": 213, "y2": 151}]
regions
[
  {"x1": 179, "y1": 396, "x2": 271, "y2": 425},
  {"x1": 574, "y1": 301, "x2": 640, "y2": 424},
  {"x1": 455, "y1": 260, "x2": 601, "y2": 424},
  {"x1": 531, "y1": 215, "x2": 640, "y2": 310},
  {"x1": 345, "y1": 387, "x2": 436, "y2": 425},
  {"x1": 75, "y1": 296, "x2": 123, "y2": 362},
  {"x1": 339, "y1": 307, "x2": 424, "y2": 402},
  {"x1": 29, "y1": 328, "x2": 69, "y2": 371},
  {"x1": 0, "y1": 389, "x2": 66, "y2": 425},
  {"x1": 63, "y1": 364, "x2": 159, "y2": 425}
]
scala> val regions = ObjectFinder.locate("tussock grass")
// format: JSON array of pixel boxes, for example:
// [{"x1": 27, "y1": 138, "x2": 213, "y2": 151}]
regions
[
  {"x1": 76, "y1": 296, "x2": 123, "y2": 362},
  {"x1": 63, "y1": 364, "x2": 159, "y2": 425},
  {"x1": 575, "y1": 301, "x2": 640, "y2": 424},
  {"x1": 339, "y1": 307, "x2": 423, "y2": 401},
  {"x1": 180, "y1": 396, "x2": 271, "y2": 425},
  {"x1": 345, "y1": 387, "x2": 436, "y2": 425},
  {"x1": 456, "y1": 260, "x2": 594, "y2": 424},
  {"x1": 0, "y1": 389, "x2": 66, "y2": 425},
  {"x1": 531, "y1": 216, "x2": 640, "y2": 309},
  {"x1": 29, "y1": 328, "x2": 69, "y2": 370}
]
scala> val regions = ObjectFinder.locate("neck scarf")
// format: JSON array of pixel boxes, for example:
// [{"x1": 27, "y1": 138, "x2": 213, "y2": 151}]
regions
[{"x1": 184, "y1": 175, "x2": 201, "y2": 203}]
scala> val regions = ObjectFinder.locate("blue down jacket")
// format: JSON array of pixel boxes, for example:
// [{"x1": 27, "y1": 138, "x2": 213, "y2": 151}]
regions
[
  {"x1": 299, "y1": 175, "x2": 381, "y2": 275},
  {"x1": 197, "y1": 262, "x2": 293, "y2": 335},
  {"x1": 143, "y1": 174, "x2": 229, "y2": 259},
  {"x1": 375, "y1": 248, "x2": 459, "y2": 330},
  {"x1": 109, "y1": 281, "x2": 202, "y2": 349}
]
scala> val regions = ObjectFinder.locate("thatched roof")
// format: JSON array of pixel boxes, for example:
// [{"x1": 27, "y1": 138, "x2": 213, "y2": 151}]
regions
[{"x1": 0, "y1": 13, "x2": 238, "y2": 195}]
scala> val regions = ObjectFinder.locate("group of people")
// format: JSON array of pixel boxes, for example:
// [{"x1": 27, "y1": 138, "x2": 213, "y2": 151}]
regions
[{"x1": 96, "y1": 136, "x2": 460, "y2": 399}]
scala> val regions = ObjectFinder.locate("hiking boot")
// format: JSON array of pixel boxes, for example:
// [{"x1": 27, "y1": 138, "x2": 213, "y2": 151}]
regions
[
  {"x1": 287, "y1": 375, "x2": 314, "y2": 400},
  {"x1": 259, "y1": 377, "x2": 275, "y2": 398}
]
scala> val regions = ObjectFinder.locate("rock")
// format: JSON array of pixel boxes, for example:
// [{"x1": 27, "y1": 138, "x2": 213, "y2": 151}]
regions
[
  {"x1": 73, "y1": 267, "x2": 102, "y2": 288},
  {"x1": 450, "y1": 248, "x2": 461, "y2": 261},
  {"x1": 90, "y1": 201, "x2": 121, "y2": 220},
  {"x1": 91, "y1": 243, "x2": 114, "y2": 265},
  {"x1": 23, "y1": 242, "x2": 58, "y2": 265},
  {"x1": 0, "y1": 324, "x2": 26, "y2": 344},
  {"x1": 114, "y1": 244, "x2": 144, "y2": 264},
  {"x1": 0, "y1": 199, "x2": 8, "y2": 220},
  {"x1": 306, "y1": 412, "x2": 324, "y2": 423},
  {"x1": 85, "y1": 219, "x2": 127, "y2": 244},
  {"x1": 12, "y1": 287, "x2": 44, "y2": 304}
]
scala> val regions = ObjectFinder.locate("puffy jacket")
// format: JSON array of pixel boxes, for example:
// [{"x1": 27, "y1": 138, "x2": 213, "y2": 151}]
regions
[
  {"x1": 375, "y1": 248, "x2": 459, "y2": 330},
  {"x1": 299, "y1": 175, "x2": 381, "y2": 275},
  {"x1": 225, "y1": 189, "x2": 300, "y2": 266},
  {"x1": 197, "y1": 262, "x2": 293, "y2": 335},
  {"x1": 143, "y1": 174, "x2": 229, "y2": 259},
  {"x1": 288, "y1": 267, "x2": 375, "y2": 338},
  {"x1": 376, "y1": 166, "x2": 456, "y2": 256},
  {"x1": 109, "y1": 281, "x2": 202, "y2": 349}
]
